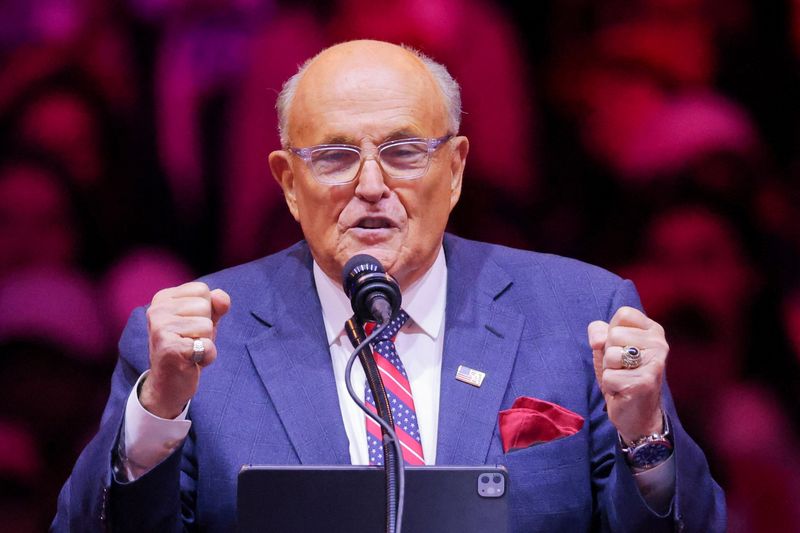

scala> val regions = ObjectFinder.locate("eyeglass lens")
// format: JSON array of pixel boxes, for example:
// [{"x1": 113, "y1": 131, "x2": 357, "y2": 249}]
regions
[{"x1": 310, "y1": 140, "x2": 431, "y2": 183}]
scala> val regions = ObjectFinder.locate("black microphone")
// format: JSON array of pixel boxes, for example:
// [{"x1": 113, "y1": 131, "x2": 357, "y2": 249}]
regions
[{"x1": 342, "y1": 254, "x2": 402, "y2": 324}]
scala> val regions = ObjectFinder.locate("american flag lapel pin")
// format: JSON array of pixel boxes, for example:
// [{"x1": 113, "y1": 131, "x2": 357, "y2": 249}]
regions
[{"x1": 456, "y1": 365, "x2": 486, "y2": 388}]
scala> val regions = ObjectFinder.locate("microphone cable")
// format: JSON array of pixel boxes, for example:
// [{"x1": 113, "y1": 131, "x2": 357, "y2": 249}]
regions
[{"x1": 344, "y1": 315, "x2": 406, "y2": 533}]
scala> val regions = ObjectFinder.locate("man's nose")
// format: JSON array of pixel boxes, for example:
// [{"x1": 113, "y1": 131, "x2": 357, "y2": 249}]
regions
[{"x1": 354, "y1": 157, "x2": 390, "y2": 201}]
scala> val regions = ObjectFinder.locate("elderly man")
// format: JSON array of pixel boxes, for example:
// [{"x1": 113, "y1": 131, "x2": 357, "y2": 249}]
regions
[{"x1": 54, "y1": 40, "x2": 724, "y2": 531}]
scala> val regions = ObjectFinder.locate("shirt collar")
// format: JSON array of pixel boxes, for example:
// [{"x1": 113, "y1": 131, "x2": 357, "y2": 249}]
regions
[{"x1": 313, "y1": 246, "x2": 447, "y2": 346}]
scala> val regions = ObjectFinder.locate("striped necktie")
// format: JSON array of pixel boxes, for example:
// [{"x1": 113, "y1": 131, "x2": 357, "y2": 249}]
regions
[{"x1": 364, "y1": 310, "x2": 425, "y2": 466}]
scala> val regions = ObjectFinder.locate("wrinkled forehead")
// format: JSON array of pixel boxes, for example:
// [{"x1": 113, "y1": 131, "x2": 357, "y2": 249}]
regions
[{"x1": 287, "y1": 42, "x2": 449, "y2": 144}]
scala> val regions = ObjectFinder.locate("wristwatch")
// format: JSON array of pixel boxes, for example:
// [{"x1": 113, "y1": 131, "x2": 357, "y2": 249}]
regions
[{"x1": 619, "y1": 411, "x2": 673, "y2": 473}]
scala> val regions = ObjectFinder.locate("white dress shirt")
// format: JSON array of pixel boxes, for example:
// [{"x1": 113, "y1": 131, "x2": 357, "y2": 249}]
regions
[{"x1": 314, "y1": 246, "x2": 447, "y2": 465}]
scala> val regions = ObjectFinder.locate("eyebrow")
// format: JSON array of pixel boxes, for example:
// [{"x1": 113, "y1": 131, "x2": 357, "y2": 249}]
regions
[
  {"x1": 382, "y1": 129, "x2": 422, "y2": 142},
  {"x1": 319, "y1": 129, "x2": 422, "y2": 146}
]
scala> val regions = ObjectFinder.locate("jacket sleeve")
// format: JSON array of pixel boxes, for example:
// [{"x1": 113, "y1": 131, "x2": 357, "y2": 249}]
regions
[
  {"x1": 51, "y1": 307, "x2": 196, "y2": 532},
  {"x1": 591, "y1": 279, "x2": 726, "y2": 532}
]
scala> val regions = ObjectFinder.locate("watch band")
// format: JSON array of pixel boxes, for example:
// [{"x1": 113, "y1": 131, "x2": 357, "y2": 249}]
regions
[
  {"x1": 619, "y1": 410, "x2": 671, "y2": 452},
  {"x1": 619, "y1": 411, "x2": 674, "y2": 472}
]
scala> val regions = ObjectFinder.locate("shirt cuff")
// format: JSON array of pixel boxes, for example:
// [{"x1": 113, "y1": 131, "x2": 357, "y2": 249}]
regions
[
  {"x1": 632, "y1": 453, "x2": 675, "y2": 514},
  {"x1": 117, "y1": 370, "x2": 191, "y2": 481}
]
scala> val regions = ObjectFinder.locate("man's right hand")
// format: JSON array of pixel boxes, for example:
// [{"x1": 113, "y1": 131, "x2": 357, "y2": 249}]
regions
[{"x1": 140, "y1": 282, "x2": 231, "y2": 419}]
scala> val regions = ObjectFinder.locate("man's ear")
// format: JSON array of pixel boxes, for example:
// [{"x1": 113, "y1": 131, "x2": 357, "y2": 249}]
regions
[
  {"x1": 269, "y1": 150, "x2": 300, "y2": 222},
  {"x1": 448, "y1": 136, "x2": 469, "y2": 212}
]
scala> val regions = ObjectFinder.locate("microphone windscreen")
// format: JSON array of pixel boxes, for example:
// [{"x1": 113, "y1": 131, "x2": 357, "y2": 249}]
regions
[
  {"x1": 341, "y1": 254, "x2": 401, "y2": 323},
  {"x1": 342, "y1": 254, "x2": 385, "y2": 298}
]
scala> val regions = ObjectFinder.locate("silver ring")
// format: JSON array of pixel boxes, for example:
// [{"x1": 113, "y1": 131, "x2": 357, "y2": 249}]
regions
[
  {"x1": 621, "y1": 346, "x2": 642, "y2": 369},
  {"x1": 191, "y1": 338, "x2": 205, "y2": 364}
]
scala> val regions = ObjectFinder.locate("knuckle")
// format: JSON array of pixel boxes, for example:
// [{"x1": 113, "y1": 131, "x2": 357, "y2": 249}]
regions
[
  {"x1": 177, "y1": 297, "x2": 201, "y2": 316},
  {"x1": 198, "y1": 316, "x2": 214, "y2": 334},
  {"x1": 145, "y1": 305, "x2": 159, "y2": 324},
  {"x1": 618, "y1": 306, "x2": 640, "y2": 323},
  {"x1": 165, "y1": 339, "x2": 188, "y2": 360},
  {"x1": 147, "y1": 302, "x2": 173, "y2": 324},
  {"x1": 200, "y1": 299, "x2": 215, "y2": 317},
  {"x1": 188, "y1": 297, "x2": 211, "y2": 317},
  {"x1": 646, "y1": 339, "x2": 668, "y2": 358},
  {"x1": 150, "y1": 327, "x2": 170, "y2": 347},
  {"x1": 588, "y1": 320, "x2": 607, "y2": 333},
  {"x1": 202, "y1": 347, "x2": 218, "y2": 366},
  {"x1": 187, "y1": 281, "x2": 211, "y2": 296},
  {"x1": 640, "y1": 368, "x2": 662, "y2": 389},
  {"x1": 651, "y1": 359, "x2": 666, "y2": 375},
  {"x1": 620, "y1": 380, "x2": 635, "y2": 394},
  {"x1": 603, "y1": 347, "x2": 615, "y2": 360},
  {"x1": 152, "y1": 288, "x2": 168, "y2": 302},
  {"x1": 609, "y1": 329, "x2": 631, "y2": 348}
]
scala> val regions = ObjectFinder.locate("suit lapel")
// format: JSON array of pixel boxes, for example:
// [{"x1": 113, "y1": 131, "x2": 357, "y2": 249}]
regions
[
  {"x1": 245, "y1": 245, "x2": 351, "y2": 465},
  {"x1": 436, "y1": 236, "x2": 525, "y2": 465}
]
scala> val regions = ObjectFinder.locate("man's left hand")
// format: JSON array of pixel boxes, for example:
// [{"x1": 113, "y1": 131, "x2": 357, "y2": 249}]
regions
[{"x1": 588, "y1": 306, "x2": 668, "y2": 443}]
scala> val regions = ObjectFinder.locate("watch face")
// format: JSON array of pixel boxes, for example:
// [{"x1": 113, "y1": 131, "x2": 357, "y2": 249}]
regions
[{"x1": 630, "y1": 441, "x2": 673, "y2": 468}]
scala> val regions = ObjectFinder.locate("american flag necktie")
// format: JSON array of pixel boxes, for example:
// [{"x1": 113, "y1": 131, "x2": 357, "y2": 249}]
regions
[{"x1": 364, "y1": 310, "x2": 425, "y2": 466}]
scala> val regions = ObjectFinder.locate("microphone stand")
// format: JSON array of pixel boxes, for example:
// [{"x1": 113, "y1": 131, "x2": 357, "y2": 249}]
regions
[{"x1": 345, "y1": 316, "x2": 405, "y2": 533}]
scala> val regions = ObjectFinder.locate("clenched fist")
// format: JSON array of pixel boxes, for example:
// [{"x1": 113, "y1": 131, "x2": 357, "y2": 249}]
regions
[
  {"x1": 588, "y1": 306, "x2": 668, "y2": 444},
  {"x1": 140, "y1": 282, "x2": 231, "y2": 418}
]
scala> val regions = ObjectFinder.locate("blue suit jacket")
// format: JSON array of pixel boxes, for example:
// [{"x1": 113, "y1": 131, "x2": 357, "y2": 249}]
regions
[{"x1": 53, "y1": 235, "x2": 725, "y2": 531}]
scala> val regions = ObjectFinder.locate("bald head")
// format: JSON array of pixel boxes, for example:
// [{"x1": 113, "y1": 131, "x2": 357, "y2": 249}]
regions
[{"x1": 276, "y1": 40, "x2": 461, "y2": 147}]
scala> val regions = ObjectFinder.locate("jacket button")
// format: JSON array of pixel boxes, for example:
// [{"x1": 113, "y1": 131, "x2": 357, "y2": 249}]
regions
[{"x1": 100, "y1": 486, "x2": 109, "y2": 521}]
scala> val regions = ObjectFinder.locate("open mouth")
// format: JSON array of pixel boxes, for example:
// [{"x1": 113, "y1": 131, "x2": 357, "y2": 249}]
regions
[{"x1": 353, "y1": 216, "x2": 396, "y2": 230}]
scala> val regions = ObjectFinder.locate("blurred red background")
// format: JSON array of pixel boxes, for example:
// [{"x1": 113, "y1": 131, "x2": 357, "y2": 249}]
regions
[{"x1": 0, "y1": 0, "x2": 799, "y2": 530}]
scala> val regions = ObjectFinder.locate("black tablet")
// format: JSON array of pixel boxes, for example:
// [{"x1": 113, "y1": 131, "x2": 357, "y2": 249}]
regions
[{"x1": 237, "y1": 464, "x2": 509, "y2": 533}]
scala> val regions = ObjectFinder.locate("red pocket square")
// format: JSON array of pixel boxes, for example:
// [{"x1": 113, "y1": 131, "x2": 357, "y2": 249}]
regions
[{"x1": 498, "y1": 396, "x2": 585, "y2": 453}]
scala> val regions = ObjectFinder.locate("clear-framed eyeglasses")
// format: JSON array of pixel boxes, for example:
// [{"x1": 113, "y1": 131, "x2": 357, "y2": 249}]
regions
[{"x1": 288, "y1": 134, "x2": 453, "y2": 185}]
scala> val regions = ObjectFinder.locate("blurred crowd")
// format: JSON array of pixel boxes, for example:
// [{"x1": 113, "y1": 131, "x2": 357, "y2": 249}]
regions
[{"x1": 0, "y1": 0, "x2": 799, "y2": 530}]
